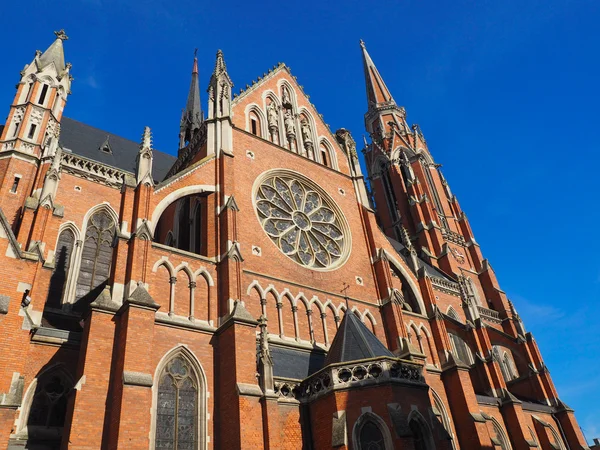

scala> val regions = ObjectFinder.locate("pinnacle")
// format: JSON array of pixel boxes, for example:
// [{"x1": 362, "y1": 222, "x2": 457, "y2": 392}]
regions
[{"x1": 140, "y1": 126, "x2": 152, "y2": 150}]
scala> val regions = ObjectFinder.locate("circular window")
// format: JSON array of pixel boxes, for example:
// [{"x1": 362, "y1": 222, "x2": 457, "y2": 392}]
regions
[{"x1": 254, "y1": 171, "x2": 350, "y2": 270}]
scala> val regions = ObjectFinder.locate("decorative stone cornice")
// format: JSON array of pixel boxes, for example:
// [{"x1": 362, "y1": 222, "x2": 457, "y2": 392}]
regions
[
  {"x1": 61, "y1": 151, "x2": 130, "y2": 189},
  {"x1": 430, "y1": 277, "x2": 461, "y2": 297},
  {"x1": 300, "y1": 357, "x2": 424, "y2": 403}
]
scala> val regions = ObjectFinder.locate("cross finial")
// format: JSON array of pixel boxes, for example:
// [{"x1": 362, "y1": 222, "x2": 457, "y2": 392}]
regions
[
  {"x1": 194, "y1": 48, "x2": 198, "y2": 57},
  {"x1": 54, "y1": 29, "x2": 68, "y2": 41},
  {"x1": 341, "y1": 282, "x2": 350, "y2": 309},
  {"x1": 359, "y1": 39, "x2": 366, "y2": 48}
]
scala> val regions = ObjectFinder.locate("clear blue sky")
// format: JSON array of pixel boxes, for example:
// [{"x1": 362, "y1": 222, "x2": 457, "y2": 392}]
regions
[{"x1": 2, "y1": 0, "x2": 599, "y2": 440}]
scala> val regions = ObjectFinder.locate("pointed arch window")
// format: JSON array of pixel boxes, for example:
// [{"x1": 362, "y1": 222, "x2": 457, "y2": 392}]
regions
[
  {"x1": 359, "y1": 421, "x2": 385, "y2": 449},
  {"x1": 75, "y1": 210, "x2": 115, "y2": 302},
  {"x1": 409, "y1": 414, "x2": 436, "y2": 450},
  {"x1": 155, "y1": 355, "x2": 199, "y2": 449},
  {"x1": 47, "y1": 229, "x2": 76, "y2": 308},
  {"x1": 193, "y1": 203, "x2": 202, "y2": 255},
  {"x1": 448, "y1": 332, "x2": 474, "y2": 365},
  {"x1": 28, "y1": 371, "x2": 72, "y2": 429}
]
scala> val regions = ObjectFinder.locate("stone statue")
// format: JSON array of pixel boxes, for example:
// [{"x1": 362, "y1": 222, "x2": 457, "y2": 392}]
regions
[
  {"x1": 284, "y1": 110, "x2": 296, "y2": 136},
  {"x1": 282, "y1": 87, "x2": 291, "y2": 106},
  {"x1": 300, "y1": 118, "x2": 311, "y2": 142},
  {"x1": 267, "y1": 102, "x2": 278, "y2": 128}
]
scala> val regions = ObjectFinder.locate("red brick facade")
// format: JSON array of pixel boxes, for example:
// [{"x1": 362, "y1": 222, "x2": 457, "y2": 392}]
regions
[{"x1": 0, "y1": 32, "x2": 589, "y2": 449}]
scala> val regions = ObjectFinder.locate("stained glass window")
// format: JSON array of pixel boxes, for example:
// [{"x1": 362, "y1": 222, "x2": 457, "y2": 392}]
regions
[
  {"x1": 255, "y1": 173, "x2": 348, "y2": 270},
  {"x1": 28, "y1": 374, "x2": 69, "y2": 428},
  {"x1": 359, "y1": 421, "x2": 385, "y2": 450},
  {"x1": 75, "y1": 210, "x2": 115, "y2": 302},
  {"x1": 156, "y1": 356, "x2": 198, "y2": 450}
]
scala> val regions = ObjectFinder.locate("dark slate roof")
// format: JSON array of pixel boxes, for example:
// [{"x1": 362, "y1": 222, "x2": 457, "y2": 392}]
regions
[
  {"x1": 60, "y1": 117, "x2": 177, "y2": 182},
  {"x1": 271, "y1": 346, "x2": 326, "y2": 380},
  {"x1": 324, "y1": 312, "x2": 393, "y2": 366},
  {"x1": 386, "y1": 236, "x2": 451, "y2": 280}
]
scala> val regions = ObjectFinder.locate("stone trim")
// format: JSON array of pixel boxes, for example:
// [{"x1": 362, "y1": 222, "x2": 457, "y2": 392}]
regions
[
  {"x1": 123, "y1": 371, "x2": 153, "y2": 387},
  {"x1": 236, "y1": 383, "x2": 263, "y2": 397},
  {"x1": 0, "y1": 294, "x2": 9, "y2": 314}
]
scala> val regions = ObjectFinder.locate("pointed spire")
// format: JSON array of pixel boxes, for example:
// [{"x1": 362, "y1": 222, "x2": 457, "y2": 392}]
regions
[
  {"x1": 360, "y1": 40, "x2": 395, "y2": 109},
  {"x1": 179, "y1": 49, "x2": 202, "y2": 150},
  {"x1": 213, "y1": 49, "x2": 227, "y2": 77},
  {"x1": 137, "y1": 126, "x2": 154, "y2": 185},
  {"x1": 38, "y1": 30, "x2": 68, "y2": 74}
]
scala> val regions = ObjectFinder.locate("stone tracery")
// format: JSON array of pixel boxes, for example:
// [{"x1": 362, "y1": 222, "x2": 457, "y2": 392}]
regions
[{"x1": 255, "y1": 173, "x2": 348, "y2": 270}]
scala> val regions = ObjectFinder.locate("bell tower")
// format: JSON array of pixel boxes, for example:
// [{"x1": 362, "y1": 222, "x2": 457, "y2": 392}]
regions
[
  {"x1": 361, "y1": 40, "x2": 485, "y2": 278},
  {"x1": 0, "y1": 30, "x2": 72, "y2": 227}
]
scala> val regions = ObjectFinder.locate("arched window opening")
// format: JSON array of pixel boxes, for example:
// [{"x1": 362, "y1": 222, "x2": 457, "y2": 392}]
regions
[
  {"x1": 379, "y1": 161, "x2": 401, "y2": 239},
  {"x1": 408, "y1": 414, "x2": 436, "y2": 450},
  {"x1": 320, "y1": 143, "x2": 329, "y2": 167},
  {"x1": 493, "y1": 421, "x2": 511, "y2": 450},
  {"x1": 47, "y1": 229, "x2": 75, "y2": 309},
  {"x1": 448, "y1": 332, "x2": 474, "y2": 365},
  {"x1": 75, "y1": 210, "x2": 116, "y2": 304},
  {"x1": 193, "y1": 203, "x2": 202, "y2": 255},
  {"x1": 446, "y1": 306, "x2": 460, "y2": 322},
  {"x1": 392, "y1": 267, "x2": 422, "y2": 314},
  {"x1": 154, "y1": 194, "x2": 207, "y2": 257},
  {"x1": 494, "y1": 346, "x2": 518, "y2": 383},
  {"x1": 359, "y1": 421, "x2": 385, "y2": 450},
  {"x1": 28, "y1": 374, "x2": 69, "y2": 428},
  {"x1": 249, "y1": 110, "x2": 261, "y2": 137},
  {"x1": 155, "y1": 354, "x2": 201, "y2": 449},
  {"x1": 38, "y1": 84, "x2": 49, "y2": 105}
]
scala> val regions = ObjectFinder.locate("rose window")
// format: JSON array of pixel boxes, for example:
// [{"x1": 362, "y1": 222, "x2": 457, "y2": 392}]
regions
[{"x1": 255, "y1": 174, "x2": 348, "y2": 270}]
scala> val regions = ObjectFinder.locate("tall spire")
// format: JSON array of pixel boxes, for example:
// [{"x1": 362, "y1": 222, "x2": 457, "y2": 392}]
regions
[
  {"x1": 38, "y1": 29, "x2": 69, "y2": 75},
  {"x1": 360, "y1": 40, "x2": 395, "y2": 109},
  {"x1": 179, "y1": 49, "x2": 202, "y2": 150}
]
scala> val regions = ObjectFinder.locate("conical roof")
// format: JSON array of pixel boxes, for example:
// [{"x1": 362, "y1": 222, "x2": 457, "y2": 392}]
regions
[
  {"x1": 38, "y1": 30, "x2": 68, "y2": 73},
  {"x1": 360, "y1": 40, "x2": 395, "y2": 108},
  {"x1": 324, "y1": 310, "x2": 393, "y2": 366}
]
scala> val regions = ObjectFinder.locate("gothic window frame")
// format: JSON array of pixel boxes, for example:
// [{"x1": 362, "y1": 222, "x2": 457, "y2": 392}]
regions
[
  {"x1": 72, "y1": 205, "x2": 118, "y2": 303},
  {"x1": 318, "y1": 138, "x2": 339, "y2": 170},
  {"x1": 151, "y1": 346, "x2": 208, "y2": 450},
  {"x1": 47, "y1": 222, "x2": 80, "y2": 309},
  {"x1": 386, "y1": 254, "x2": 427, "y2": 315},
  {"x1": 491, "y1": 418, "x2": 513, "y2": 450},
  {"x1": 446, "y1": 306, "x2": 461, "y2": 322},
  {"x1": 407, "y1": 410, "x2": 437, "y2": 450},
  {"x1": 430, "y1": 388, "x2": 456, "y2": 449},
  {"x1": 252, "y1": 169, "x2": 352, "y2": 271},
  {"x1": 448, "y1": 332, "x2": 475, "y2": 366},
  {"x1": 244, "y1": 103, "x2": 267, "y2": 138},
  {"x1": 351, "y1": 411, "x2": 394, "y2": 450},
  {"x1": 16, "y1": 364, "x2": 74, "y2": 442}
]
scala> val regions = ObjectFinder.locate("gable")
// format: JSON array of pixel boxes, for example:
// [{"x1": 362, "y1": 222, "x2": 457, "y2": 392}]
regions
[{"x1": 231, "y1": 65, "x2": 350, "y2": 175}]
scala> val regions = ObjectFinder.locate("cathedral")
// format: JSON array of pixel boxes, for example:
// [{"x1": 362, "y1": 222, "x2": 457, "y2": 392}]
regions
[{"x1": 0, "y1": 30, "x2": 590, "y2": 450}]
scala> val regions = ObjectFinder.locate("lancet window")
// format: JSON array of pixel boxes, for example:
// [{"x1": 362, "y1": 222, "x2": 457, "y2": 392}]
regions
[{"x1": 74, "y1": 210, "x2": 116, "y2": 302}]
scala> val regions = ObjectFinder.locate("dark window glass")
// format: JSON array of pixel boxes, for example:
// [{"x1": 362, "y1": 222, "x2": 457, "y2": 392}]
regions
[
  {"x1": 75, "y1": 210, "x2": 115, "y2": 302},
  {"x1": 38, "y1": 84, "x2": 49, "y2": 104},
  {"x1": 10, "y1": 177, "x2": 20, "y2": 193},
  {"x1": 28, "y1": 374, "x2": 70, "y2": 428},
  {"x1": 177, "y1": 198, "x2": 191, "y2": 252},
  {"x1": 47, "y1": 229, "x2": 75, "y2": 308},
  {"x1": 12, "y1": 121, "x2": 20, "y2": 137},
  {"x1": 194, "y1": 204, "x2": 202, "y2": 255},
  {"x1": 359, "y1": 421, "x2": 385, "y2": 450},
  {"x1": 410, "y1": 419, "x2": 427, "y2": 450},
  {"x1": 321, "y1": 147, "x2": 329, "y2": 167},
  {"x1": 156, "y1": 356, "x2": 198, "y2": 450},
  {"x1": 251, "y1": 118, "x2": 258, "y2": 135},
  {"x1": 28, "y1": 124, "x2": 37, "y2": 139}
]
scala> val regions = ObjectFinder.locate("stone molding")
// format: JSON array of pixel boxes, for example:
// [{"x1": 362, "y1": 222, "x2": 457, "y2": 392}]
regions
[{"x1": 123, "y1": 371, "x2": 153, "y2": 387}]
